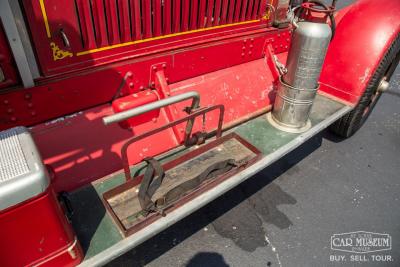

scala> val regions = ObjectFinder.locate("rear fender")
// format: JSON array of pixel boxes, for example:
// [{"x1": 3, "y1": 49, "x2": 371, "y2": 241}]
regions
[{"x1": 319, "y1": 0, "x2": 400, "y2": 104}]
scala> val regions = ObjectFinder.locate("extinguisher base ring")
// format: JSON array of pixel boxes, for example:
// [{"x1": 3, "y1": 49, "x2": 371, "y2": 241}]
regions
[{"x1": 266, "y1": 113, "x2": 312, "y2": 133}]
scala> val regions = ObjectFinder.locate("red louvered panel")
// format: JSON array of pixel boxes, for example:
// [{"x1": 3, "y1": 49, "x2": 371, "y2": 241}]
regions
[
  {"x1": 190, "y1": 0, "x2": 199, "y2": 30},
  {"x1": 252, "y1": 0, "x2": 261, "y2": 19},
  {"x1": 198, "y1": 0, "x2": 207, "y2": 28},
  {"x1": 118, "y1": 0, "x2": 131, "y2": 43},
  {"x1": 234, "y1": 0, "x2": 243, "y2": 23},
  {"x1": 105, "y1": 0, "x2": 120, "y2": 44},
  {"x1": 22, "y1": 0, "x2": 269, "y2": 76},
  {"x1": 181, "y1": 0, "x2": 190, "y2": 31},
  {"x1": 173, "y1": 0, "x2": 182, "y2": 33},
  {"x1": 153, "y1": 0, "x2": 162, "y2": 36},
  {"x1": 91, "y1": 0, "x2": 109, "y2": 47},
  {"x1": 164, "y1": 0, "x2": 172, "y2": 34},
  {"x1": 131, "y1": 0, "x2": 142, "y2": 40},
  {"x1": 220, "y1": 0, "x2": 229, "y2": 24},
  {"x1": 246, "y1": 0, "x2": 255, "y2": 20},
  {"x1": 213, "y1": 0, "x2": 223, "y2": 26},
  {"x1": 142, "y1": 0, "x2": 152, "y2": 39},
  {"x1": 258, "y1": 0, "x2": 267, "y2": 19},
  {"x1": 206, "y1": 0, "x2": 215, "y2": 28},
  {"x1": 227, "y1": 0, "x2": 235, "y2": 23},
  {"x1": 240, "y1": 0, "x2": 249, "y2": 21},
  {"x1": 76, "y1": 0, "x2": 96, "y2": 49}
]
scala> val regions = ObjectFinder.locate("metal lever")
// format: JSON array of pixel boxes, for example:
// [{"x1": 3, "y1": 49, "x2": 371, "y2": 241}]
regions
[{"x1": 59, "y1": 29, "x2": 70, "y2": 48}]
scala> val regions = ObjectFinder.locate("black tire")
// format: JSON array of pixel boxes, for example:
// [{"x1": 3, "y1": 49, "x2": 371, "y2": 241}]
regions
[{"x1": 329, "y1": 34, "x2": 400, "y2": 138}]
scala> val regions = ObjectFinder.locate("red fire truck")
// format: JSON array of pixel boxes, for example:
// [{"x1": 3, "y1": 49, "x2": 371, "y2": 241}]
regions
[{"x1": 0, "y1": 0, "x2": 399, "y2": 266}]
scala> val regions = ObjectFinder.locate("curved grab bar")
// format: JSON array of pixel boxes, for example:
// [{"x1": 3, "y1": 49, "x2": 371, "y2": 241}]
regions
[{"x1": 103, "y1": 91, "x2": 200, "y2": 125}]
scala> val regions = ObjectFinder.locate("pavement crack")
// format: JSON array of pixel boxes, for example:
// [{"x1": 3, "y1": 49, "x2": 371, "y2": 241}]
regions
[{"x1": 264, "y1": 234, "x2": 283, "y2": 267}]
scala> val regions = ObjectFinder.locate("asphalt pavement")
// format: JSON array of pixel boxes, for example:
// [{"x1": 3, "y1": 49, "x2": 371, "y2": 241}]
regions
[{"x1": 108, "y1": 1, "x2": 400, "y2": 266}]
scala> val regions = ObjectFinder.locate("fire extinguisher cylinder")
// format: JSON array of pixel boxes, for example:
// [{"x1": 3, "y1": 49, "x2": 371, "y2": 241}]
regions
[
  {"x1": 269, "y1": 18, "x2": 332, "y2": 133},
  {"x1": 283, "y1": 21, "x2": 332, "y2": 89}
]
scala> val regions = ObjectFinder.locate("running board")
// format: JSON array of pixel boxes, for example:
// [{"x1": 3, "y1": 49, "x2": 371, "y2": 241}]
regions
[{"x1": 76, "y1": 94, "x2": 352, "y2": 267}]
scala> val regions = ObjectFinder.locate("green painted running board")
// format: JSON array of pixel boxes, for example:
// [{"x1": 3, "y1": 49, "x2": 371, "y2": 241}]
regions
[{"x1": 70, "y1": 94, "x2": 348, "y2": 261}]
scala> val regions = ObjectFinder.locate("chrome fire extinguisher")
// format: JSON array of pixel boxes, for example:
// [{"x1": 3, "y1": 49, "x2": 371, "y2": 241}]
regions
[{"x1": 268, "y1": 0, "x2": 336, "y2": 133}]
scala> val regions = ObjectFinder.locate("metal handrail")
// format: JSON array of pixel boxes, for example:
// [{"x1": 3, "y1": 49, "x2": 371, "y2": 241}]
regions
[{"x1": 103, "y1": 91, "x2": 200, "y2": 125}]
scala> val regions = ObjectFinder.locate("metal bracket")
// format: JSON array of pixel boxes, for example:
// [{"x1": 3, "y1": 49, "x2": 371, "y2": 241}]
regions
[
  {"x1": 150, "y1": 62, "x2": 169, "y2": 88},
  {"x1": 0, "y1": 0, "x2": 39, "y2": 88}
]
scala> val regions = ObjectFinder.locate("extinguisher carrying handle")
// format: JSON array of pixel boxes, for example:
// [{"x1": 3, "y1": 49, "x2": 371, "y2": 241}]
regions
[{"x1": 291, "y1": 0, "x2": 336, "y2": 40}]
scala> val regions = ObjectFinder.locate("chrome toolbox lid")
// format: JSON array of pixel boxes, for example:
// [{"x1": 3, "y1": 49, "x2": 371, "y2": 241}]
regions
[{"x1": 0, "y1": 127, "x2": 50, "y2": 211}]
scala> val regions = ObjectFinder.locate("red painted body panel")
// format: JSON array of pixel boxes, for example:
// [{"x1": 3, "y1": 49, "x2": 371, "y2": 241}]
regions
[
  {"x1": 22, "y1": 0, "x2": 271, "y2": 76},
  {"x1": 320, "y1": 0, "x2": 400, "y2": 104},
  {"x1": 0, "y1": 188, "x2": 82, "y2": 266},
  {"x1": 112, "y1": 89, "x2": 160, "y2": 129},
  {"x1": 0, "y1": 0, "x2": 398, "y2": 265},
  {"x1": 0, "y1": 24, "x2": 19, "y2": 89},
  {"x1": 30, "y1": 58, "x2": 279, "y2": 192},
  {"x1": 0, "y1": 29, "x2": 289, "y2": 130}
]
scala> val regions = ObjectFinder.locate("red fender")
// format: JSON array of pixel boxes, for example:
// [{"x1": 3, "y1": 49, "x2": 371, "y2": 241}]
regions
[{"x1": 320, "y1": 0, "x2": 400, "y2": 105}]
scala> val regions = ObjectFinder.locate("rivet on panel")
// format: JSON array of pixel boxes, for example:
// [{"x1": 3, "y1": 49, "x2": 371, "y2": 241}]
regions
[
  {"x1": 24, "y1": 93, "x2": 32, "y2": 100},
  {"x1": 129, "y1": 82, "x2": 134, "y2": 88}
]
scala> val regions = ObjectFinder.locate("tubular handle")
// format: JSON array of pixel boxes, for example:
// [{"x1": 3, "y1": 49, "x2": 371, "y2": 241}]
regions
[{"x1": 103, "y1": 91, "x2": 200, "y2": 125}]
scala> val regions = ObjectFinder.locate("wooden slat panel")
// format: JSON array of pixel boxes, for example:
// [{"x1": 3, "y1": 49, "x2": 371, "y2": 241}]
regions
[
  {"x1": 142, "y1": 0, "x2": 152, "y2": 38},
  {"x1": 163, "y1": 0, "x2": 172, "y2": 34},
  {"x1": 118, "y1": 0, "x2": 131, "y2": 42},
  {"x1": 173, "y1": 0, "x2": 182, "y2": 33},
  {"x1": 130, "y1": 0, "x2": 142, "y2": 40},
  {"x1": 181, "y1": 0, "x2": 190, "y2": 31},
  {"x1": 105, "y1": 0, "x2": 120, "y2": 44},
  {"x1": 190, "y1": 0, "x2": 199, "y2": 30},
  {"x1": 76, "y1": 0, "x2": 97, "y2": 49},
  {"x1": 206, "y1": 0, "x2": 215, "y2": 27},
  {"x1": 91, "y1": 0, "x2": 109, "y2": 47},
  {"x1": 153, "y1": 0, "x2": 162, "y2": 36}
]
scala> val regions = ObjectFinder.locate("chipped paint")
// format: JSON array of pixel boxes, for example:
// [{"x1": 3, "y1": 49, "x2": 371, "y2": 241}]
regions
[{"x1": 359, "y1": 68, "x2": 371, "y2": 84}]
